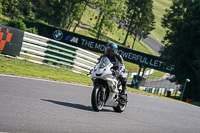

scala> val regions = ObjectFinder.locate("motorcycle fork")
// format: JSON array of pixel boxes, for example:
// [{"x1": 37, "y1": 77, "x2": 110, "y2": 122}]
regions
[{"x1": 100, "y1": 86, "x2": 106, "y2": 101}]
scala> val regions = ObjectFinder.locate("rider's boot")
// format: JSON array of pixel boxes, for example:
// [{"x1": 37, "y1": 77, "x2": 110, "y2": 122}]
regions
[
  {"x1": 119, "y1": 75, "x2": 127, "y2": 95},
  {"x1": 120, "y1": 86, "x2": 128, "y2": 103},
  {"x1": 121, "y1": 87, "x2": 127, "y2": 95}
]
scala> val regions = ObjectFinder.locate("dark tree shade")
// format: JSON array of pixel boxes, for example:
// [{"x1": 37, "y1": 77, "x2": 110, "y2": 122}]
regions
[{"x1": 161, "y1": 0, "x2": 200, "y2": 101}]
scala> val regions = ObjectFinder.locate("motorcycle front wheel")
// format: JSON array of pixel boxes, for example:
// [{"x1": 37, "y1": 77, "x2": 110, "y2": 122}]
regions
[{"x1": 91, "y1": 86, "x2": 104, "y2": 111}]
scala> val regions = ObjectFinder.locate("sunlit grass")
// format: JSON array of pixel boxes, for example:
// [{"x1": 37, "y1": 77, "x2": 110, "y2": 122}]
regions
[
  {"x1": 151, "y1": 0, "x2": 172, "y2": 43},
  {"x1": 0, "y1": 55, "x2": 92, "y2": 85}
]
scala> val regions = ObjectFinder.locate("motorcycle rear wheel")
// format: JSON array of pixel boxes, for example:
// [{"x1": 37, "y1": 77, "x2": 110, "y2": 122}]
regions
[
  {"x1": 113, "y1": 95, "x2": 127, "y2": 113},
  {"x1": 91, "y1": 86, "x2": 104, "y2": 111},
  {"x1": 113, "y1": 103, "x2": 126, "y2": 113}
]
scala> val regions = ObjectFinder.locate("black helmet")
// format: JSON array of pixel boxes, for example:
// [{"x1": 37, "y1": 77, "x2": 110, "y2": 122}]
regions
[{"x1": 105, "y1": 42, "x2": 118, "y2": 57}]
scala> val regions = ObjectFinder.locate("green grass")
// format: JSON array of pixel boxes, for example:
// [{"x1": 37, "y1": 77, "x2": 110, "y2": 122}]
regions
[
  {"x1": 151, "y1": 0, "x2": 172, "y2": 43},
  {"x1": 149, "y1": 70, "x2": 165, "y2": 77},
  {"x1": 0, "y1": 55, "x2": 92, "y2": 85},
  {"x1": 0, "y1": 55, "x2": 139, "y2": 84}
]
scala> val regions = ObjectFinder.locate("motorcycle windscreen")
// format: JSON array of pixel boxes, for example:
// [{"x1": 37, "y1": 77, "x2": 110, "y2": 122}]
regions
[{"x1": 99, "y1": 57, "x2": 111, "y2": 69}]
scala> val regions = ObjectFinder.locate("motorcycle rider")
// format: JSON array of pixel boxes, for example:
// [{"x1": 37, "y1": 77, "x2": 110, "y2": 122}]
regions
[{"x1": 98, "y1": 42, "x2": 127, "y2": 94}]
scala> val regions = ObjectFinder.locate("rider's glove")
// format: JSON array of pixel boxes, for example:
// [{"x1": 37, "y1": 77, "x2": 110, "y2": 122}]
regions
[
  {"x1": 116, "y1": 70, "x2": 120, "y2": 76},
  {"x1": 112, "y1": 70, "x2": 116, "y2": 76},
  {"x1": 112, "y1": 70, "x2": 120, "y2": 77}
]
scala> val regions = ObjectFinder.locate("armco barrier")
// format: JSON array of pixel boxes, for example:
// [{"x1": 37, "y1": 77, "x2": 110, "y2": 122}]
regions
[{"x1": 19, "y1": 32, "x2": 99, "y2": 74}]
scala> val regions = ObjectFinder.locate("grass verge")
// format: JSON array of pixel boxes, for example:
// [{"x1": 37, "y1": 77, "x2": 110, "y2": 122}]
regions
[{"x1": 0, "y1": 55, "x2": 92, "y2": 85}]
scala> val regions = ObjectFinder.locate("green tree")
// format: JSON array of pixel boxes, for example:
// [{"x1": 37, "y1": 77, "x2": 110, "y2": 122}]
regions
[
  {"x1": 32, "y1": 0, "x2": 58, "y2": 24},
  {"x1": 7, "y1": 19, "x2": 27, "y2": 30},
  {"x1": 1, "y1": 0, "x2": 20, "y2": 16},
  {"x1": 123, "y1": 0, "x2": 155, "y2": 48},
  {"x1": 94, "y1": 0, "x2": 127, "y2": 39},
  {"x1": 73, "y1": 0, "x2": 96, "y2": 32},
  {"x1": 72, "y1": 2, "x2": 87, "y2": 32},
  {"x1": 160, "y1": 0, "x2": 200, "y2": 101},
  {"x1": 1, "y1": 0, "x2": 35, "y2": 17},
  {"x1": 0, "y1": 0, "x2": 3, "y2": 13},
  {"x1": 61, "y1": 0, "x2": 85, "y2": 29}
]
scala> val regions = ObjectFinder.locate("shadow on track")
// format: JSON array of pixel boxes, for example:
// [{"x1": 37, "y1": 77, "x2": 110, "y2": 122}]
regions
[{"x1": 41, "y1": 99, "x2": 112, "y2": 112}]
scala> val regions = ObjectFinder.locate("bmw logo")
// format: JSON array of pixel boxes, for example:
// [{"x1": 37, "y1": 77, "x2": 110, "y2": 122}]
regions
[{"x1": 53, "y1": 30, "x2": 63, "y2": 40}]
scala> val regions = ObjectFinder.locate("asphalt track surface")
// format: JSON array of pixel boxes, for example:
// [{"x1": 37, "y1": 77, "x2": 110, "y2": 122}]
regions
[
  {"x1": 141, "y1": 36, "x2": 164, "y2": 56},
  {"x1": 1, "y1": 74, "x2": 200, "y2": 133}
]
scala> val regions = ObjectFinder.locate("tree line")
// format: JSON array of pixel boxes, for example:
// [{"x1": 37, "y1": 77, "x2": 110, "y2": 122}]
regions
[
  {"x1": 161, "y1": 0, "x2": 200, "y2": 101},
  {"x1": 0, "y1": 0, "x2": 155, "y2": 48}
]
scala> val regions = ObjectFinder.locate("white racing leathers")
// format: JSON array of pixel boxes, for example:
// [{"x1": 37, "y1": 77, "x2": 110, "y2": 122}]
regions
[{"x1": 98, "y1": 53, "x2": 127, "y2": 90}]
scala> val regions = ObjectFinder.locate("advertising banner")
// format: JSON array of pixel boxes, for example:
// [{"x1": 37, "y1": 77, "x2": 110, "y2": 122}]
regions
[
  {"x1": 0, "y1": 25, "x2": 24, "y2": 56},
  {"x1": 37, "y1": 24, "x2": 174, "y2": 72}
]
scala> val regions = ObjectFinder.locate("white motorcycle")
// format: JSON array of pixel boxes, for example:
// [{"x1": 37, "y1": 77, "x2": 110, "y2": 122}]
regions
[{"x1": 91, "y1": 57, "x2": 128, "y2": 112}]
